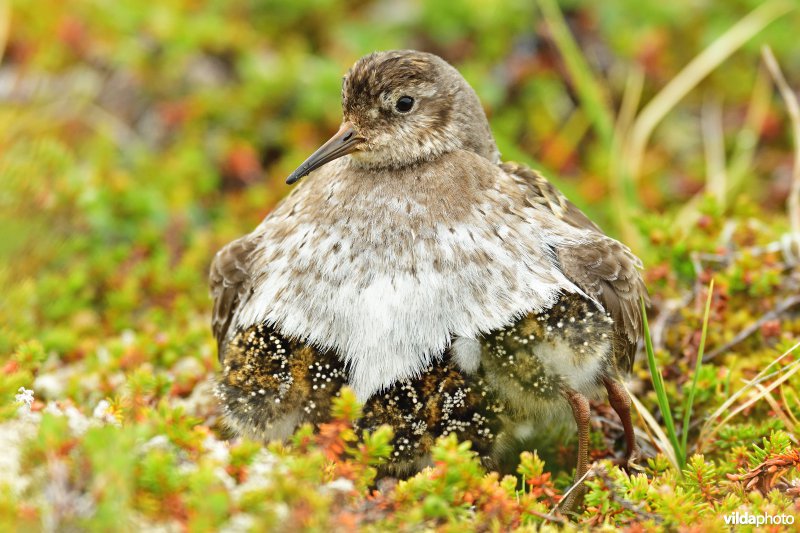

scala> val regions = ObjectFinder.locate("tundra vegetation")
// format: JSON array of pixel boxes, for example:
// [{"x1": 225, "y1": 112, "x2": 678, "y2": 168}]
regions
[{"x1": 2, "y1": 0, "x2": 800, "y2": 530}]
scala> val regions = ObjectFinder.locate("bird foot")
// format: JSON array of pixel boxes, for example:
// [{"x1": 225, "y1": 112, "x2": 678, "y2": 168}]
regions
[
  {"x1": 556, "y1": 483, "x2": 587, "y2": 515},
  {"x1": 611, "y1": 448, "x2": 644, "y2": 474}
]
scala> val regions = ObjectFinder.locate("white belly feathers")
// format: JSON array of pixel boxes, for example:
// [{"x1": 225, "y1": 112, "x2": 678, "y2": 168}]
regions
[{"x1": 232, "y1": 160, "x2": 587, "y2": 401}]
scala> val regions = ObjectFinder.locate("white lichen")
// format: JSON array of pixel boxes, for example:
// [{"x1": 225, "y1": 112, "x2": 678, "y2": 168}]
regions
[{"x1": 15, "y1": 386, "x2": 34, "y2": 414}]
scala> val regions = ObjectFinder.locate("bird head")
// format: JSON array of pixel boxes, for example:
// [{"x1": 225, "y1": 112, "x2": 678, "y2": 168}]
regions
[{"x1": 286, "y1": 50, "x2": 499, "y2": 184}]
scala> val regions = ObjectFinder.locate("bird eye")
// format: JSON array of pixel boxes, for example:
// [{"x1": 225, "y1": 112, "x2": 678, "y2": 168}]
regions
[{"x1": 395, "y1": 96, "x2": 414, "y2": 113}]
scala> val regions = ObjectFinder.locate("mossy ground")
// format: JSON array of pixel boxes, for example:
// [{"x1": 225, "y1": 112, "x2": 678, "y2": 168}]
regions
[{"x1": 2, "y1": 1, "x2": 800, "y2": 530}]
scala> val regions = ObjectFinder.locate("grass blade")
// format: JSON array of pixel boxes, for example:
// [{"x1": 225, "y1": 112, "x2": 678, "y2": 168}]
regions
[
  {"x1": 641, "y1": 297, "x2": 684, "y2": 468},
  {"x1": 536, "y1": 0, "x2": 615, "y2": 147},
  {"x1": 754, "y1": 383, "x2": 797, "y2": 436},
  {"x1": 702, "y1": 99, "x2": 727, "y2": 208},
  {"x1": 712, "y1": 358, "x2": 800, "y2": 439},
  {"x1": 0, "y1": 0, "x2": 8, "y2": 64},
  {"x1": 680, "y1": 280, "x2": 714, "y2": 455},
  {"x1": 609, "y1": 66, "x2": 645, "y2": 247},
  {"x1": 698, "y1": 339, "x2": 800, "y2": 446},
  {"x1": 624, "y1": 0, "x2": 792, "y2": 182},
  {"x1": 762, "y1": 45, "x2": 800, "y2": 236},
  {"x1": 727, "y1": 63, "x2": 772, "y2": 198}
]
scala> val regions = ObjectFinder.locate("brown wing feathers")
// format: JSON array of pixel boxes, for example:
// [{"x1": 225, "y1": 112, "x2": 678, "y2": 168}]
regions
[
  {"x1": 556, "y1": 238, "x2": 647, "y2": 371},
  {"x1": 209, "y1": 235, "x2": 258, "y2": 360},
  {"x1": 502, "y1": 162, "x2": 648, "y2": 372}
]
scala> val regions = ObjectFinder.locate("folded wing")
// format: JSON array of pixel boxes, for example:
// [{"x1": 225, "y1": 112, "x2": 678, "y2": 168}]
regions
[
  {"x1": 502, "y1": 162, "x2": 648, "y2": 371},
  {"x1": 209, "y1": 234, "x2": 258, "y2": 360}
]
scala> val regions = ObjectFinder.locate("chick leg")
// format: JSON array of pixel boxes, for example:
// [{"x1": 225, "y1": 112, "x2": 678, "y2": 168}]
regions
[
  {"x1": 559, "y1": 388, "x2": 591, "y2": 512},
  {"x1": 603, "y1": 377, "x2": 638, "y2": 467}
]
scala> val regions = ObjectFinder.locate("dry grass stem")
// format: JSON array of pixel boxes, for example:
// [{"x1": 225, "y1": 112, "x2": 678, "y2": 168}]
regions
[
  {"x1": 700, "y1": 340, "x2": 800, "y2": 446},
  {"x1": 629, "y1": 390, "x2": 681, "y2": 471},
  {"x1": 624, "y1": 0, "x2": 792, "y2": 182},
  {"x1": 762, "y1": 45, "x2": 800, "y2": 241},
  {"x1": 702, "y1": 96, "x2": 727, "y2": 208}
]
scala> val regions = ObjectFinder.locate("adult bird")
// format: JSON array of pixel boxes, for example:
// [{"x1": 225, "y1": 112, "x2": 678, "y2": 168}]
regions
[{"x1": 210, "y1": 50, "x2": 647, "y2": 507}]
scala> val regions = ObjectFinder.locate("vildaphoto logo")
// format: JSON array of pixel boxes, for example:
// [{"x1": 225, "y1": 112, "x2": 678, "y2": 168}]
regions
[{"x1": 723, "y1": 512, "x2": 795, "y2": 526}]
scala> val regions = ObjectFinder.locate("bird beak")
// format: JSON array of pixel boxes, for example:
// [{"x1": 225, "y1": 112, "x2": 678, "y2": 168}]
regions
[{"x1": 285, "y1": 122, "x2": 363, "y2": 185}]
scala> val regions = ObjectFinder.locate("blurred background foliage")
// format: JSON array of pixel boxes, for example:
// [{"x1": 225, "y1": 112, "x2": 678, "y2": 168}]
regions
[{"x1": 3, "y1": 0, "x2": 800, "y2": 530}]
